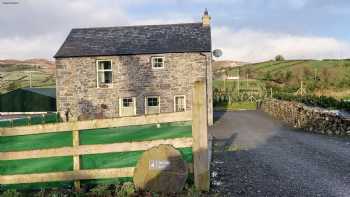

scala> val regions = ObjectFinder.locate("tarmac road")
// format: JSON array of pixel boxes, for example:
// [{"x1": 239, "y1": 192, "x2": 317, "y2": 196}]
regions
[{"x1": 210, "y1": 111, "x2": 350, "y2": 197}]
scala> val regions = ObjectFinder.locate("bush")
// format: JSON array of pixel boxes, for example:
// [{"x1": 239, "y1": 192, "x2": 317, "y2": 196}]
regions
[
  {"x1": 275, "y1": 55, "x2": 285, "y2": 61},
  {"x1": 273, "y1": 93, "x2": 350, "y2": 110},
  {"x1": 0, "y1": 190, "x2": 21, "y2": 197}
]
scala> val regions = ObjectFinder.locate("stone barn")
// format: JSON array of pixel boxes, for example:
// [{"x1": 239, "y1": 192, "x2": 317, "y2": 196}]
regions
[{"x1": 54, "y1": 10, "x2": 213, "y2": 125}]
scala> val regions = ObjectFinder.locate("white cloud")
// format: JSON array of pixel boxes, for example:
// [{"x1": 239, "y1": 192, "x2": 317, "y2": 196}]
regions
[
  {"x1": 212, "y1": 26, "x2": 350, "y2": 62},
  {"x1": 1, "y1": 0, "x2": 350, "y2": 61},
  {"x1": 0, "y1": 34, "x2": 62, "y2": 59}
]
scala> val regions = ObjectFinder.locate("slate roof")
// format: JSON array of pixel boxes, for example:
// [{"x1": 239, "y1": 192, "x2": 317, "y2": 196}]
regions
[{"x1": 54, "y1": 23, "x2": 211, "y2": 58}]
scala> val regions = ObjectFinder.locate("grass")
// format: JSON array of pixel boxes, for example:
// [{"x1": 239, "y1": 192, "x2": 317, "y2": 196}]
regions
[
  {"x1": 214, "y1": 102, "x2": 257, "y2": 111},
  {"x1": 214, "y1": 59, "x2": 350, "y2": 99},
  {"x1": 0, "y1": 70, "x2": 55, "y2": 94}
]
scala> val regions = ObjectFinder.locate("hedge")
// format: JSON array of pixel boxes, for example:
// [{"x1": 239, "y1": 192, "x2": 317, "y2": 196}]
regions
[{"x1": 273, "y1": 93, "x2": 350, "y2": 110}]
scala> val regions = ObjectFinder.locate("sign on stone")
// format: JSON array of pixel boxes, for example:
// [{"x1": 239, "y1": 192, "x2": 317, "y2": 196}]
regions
[{"x1": 149, "y1": 160, "x2": 170, "y2": 170}]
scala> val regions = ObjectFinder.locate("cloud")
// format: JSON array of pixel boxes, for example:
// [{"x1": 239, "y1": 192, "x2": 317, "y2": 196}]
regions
[
  {"x1": 1, "y1": 0, "x2": 350, "y2": 61},
  {"x1": 0, "y1": 34, "x2": 62, "y2": 59},
  {"x1": 212, "y1": 27, "x2": 350, "y2": 62}
]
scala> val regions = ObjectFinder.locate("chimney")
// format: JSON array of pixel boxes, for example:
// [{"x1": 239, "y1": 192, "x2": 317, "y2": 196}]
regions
[{"x1": 202, "y1": 8, "x2": 211, "y2": 27}]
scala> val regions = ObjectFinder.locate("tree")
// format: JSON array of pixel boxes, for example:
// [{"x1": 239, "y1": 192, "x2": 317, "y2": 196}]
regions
[{"x1": 275, "y1": 55, "x2": 285, "y2": 61}]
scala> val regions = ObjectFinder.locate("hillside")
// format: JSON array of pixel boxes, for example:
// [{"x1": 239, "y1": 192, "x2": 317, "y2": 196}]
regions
[
  {"x1": 214, "y1": 59, "x2": 350, "y2": 99},
  {"x1": 213, "y1": 60, "x2": 248, "y2": 80},
  {"x1": 0, "y1": 59, "x2": 55, "y2": 94}
]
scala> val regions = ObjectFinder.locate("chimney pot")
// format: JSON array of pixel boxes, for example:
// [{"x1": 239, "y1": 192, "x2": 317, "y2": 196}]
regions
[{"x1": 202, "y1": 8, "x2": 211, "y2": 27}]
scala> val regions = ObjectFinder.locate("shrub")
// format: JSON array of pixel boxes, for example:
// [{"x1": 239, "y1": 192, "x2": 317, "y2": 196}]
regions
[
  {"x1": 275, "y1": 55, "x2": 285, "y2": 61},
  {"x1": 0, "y1": 190, "x2": 21, "y2": 197},
  {"x1": 87, "y1": 185, "x2": 111, "y2": 197},
  {"x1": 116, "y1": 182, "x2": 135, "y2": 197},
  {"x1": 273, "y1": 93, "x2": 350, "y2": 110}
]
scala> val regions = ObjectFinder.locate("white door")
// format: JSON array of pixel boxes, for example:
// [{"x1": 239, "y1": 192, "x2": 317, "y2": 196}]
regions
[
  {"x1": 175, "y1": 96, "x2": 186, "y2": 112},
  {"x1": 119, "y1": 97, "x2": 136, "y2": 116}
]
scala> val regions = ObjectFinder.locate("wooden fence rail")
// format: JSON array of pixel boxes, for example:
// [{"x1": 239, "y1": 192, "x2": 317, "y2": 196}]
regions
[
  {"x1": 0, "y1": 81, "x2": 210, "y2": 192},
  {"x1": 0, "y1": 111, "x2": 192, "y2": 137},
  {"x1": 0, "y1": 111, "x2": 193, "y2": 189}
]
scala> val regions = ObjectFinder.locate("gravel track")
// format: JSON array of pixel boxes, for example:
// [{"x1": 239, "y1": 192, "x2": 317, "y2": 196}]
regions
[{"x1": 210, "y1": 111, "x2": 350, "y2": 197}]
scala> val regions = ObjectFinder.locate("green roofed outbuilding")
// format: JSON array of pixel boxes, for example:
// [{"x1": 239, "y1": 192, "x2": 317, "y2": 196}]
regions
[{"x1": 0, "y1": 88, "x2": 56, "y2": 112}]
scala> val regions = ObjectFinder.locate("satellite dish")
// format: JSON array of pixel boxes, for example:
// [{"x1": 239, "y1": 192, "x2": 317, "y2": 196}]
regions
[{"x1": 213, "y1": 49, "x2": 223, "y2": 58}]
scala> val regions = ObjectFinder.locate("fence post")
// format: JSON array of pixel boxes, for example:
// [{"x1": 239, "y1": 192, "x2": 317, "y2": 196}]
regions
[
  {"x1": 72, "y1": 127, "x2": 80, "y2": 191},
  {"x1": 192, "y1": 81, "x2": 209, "y2": 191}
]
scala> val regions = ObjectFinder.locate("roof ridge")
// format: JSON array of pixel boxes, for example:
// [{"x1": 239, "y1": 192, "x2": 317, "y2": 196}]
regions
[{"x1": 71, "y1": 22, "x2": 203, "y2": 30}]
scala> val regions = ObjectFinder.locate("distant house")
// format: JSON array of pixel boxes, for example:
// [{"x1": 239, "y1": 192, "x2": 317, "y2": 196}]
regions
[
  {"x1": 0, "y1": 88, "x2": 56, "y2": 112},
  {"x1": 54, "y1": 10, "x2": 213, "y2": 125}
]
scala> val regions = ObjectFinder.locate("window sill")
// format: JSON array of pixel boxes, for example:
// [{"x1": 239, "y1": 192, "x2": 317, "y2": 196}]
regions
[{"x1": 96, "y1": 86, "x2": 113, "y2": 89}]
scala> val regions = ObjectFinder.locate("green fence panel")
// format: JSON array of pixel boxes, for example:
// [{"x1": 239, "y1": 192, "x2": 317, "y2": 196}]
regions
[
  {"x1": 0, "y1": 120, "x2": 12, "y2": 128},
  {"x1": 81, "y1": 151, "x2": 143, "y2": 170},
  {"x1": 44, "y1": 113, "x2": 58, "y2": 124},
  {"x1": 177, "y1": 147, "x2": 193, "y2": 163},
  {"x1": 0, "y1": 156, "x2": 73, "y2": 175},
  {"x1": 80, "y1": 121, "x2": 192, "y2": 145},
  {"x1": 30, "y1": 115, "x2": 44, "y2": 125},
  {"x1": 0, "y1": 131, "x2": 72, "y2": 152},
  {"x1": 12, "y1": 118, "x2": 29, "y2": 127},
  {"x1": 81, "y1": 147, "x2": 193, "y2": 170}
]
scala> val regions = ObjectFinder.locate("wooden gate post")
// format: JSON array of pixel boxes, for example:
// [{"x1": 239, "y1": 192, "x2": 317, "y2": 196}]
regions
[
  {"x1": 192, "y1": 81, "x2": 210, "y2": 191},
  {"x1": 72, "y1": 128, "x2": 81, "y2": 191}
]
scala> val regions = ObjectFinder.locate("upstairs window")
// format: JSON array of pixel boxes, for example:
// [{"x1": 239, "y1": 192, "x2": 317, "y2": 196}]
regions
[
  {"x1": 151, "y1": 57, "x2": 164, "y2": 69},
  {"x1": 97, "y1": 60, "x2": 112, "y2": 88}
]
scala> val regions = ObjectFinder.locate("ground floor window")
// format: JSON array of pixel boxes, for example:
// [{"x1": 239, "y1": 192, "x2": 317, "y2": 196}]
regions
[
  {"x1": 145, "y1": 96, "x2": 160, "y2": 114},
  {"x1": 174, "y1": 95, "x2": 186, "y2": 112},
  {"x1": 119, "y1": 97, "x2": 136, "y2": 116}
]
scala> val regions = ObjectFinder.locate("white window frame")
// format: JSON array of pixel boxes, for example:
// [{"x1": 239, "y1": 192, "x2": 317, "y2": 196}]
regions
[
  {"x1": 151, "y1": 56, "x2": 165, "y2": 69},
  {"x1": 119, "y1": 97, "x2": 137, "y2": 117},
  {"x1": 174, "y1": 95, "x2": 186, "y2": 112},
  {"x1": 96, "y1": 59, "x2": 113, "y2": 88},
  {"x1": 145, "y1": 96, "x2": 161, "y2": 114}
]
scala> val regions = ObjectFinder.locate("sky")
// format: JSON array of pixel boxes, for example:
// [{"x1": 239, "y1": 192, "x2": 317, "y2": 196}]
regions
[{"x1": 0, "y1": 0, "x2": 350, "y2": 62}]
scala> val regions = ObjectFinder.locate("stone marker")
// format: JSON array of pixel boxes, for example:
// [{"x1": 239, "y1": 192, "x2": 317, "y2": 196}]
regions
[{"x1": 133, "y1": 144, "x2": 188, "y2": 193}]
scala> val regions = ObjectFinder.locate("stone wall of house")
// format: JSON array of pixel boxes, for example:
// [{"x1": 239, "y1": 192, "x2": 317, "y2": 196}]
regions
[
  {"x1": 55, "y1": 52, "x2": 212, "y2": 122},
  {"x1": 260, "y1": 99, "x2": 350, "y2": 136}
]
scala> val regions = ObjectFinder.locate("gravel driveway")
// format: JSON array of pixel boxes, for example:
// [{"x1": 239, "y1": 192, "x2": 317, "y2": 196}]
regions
[{"x1": 210, "y1": 111, "x2": 350, "y2": 197}]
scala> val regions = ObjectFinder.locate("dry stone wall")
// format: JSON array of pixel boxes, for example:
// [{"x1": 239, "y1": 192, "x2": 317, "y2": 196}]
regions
[{"x1": 260, "y1": 99, "x2": 350, "y2": 136}]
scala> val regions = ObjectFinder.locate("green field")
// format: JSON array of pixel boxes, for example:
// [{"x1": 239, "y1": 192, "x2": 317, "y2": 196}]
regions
[
  {"x1": 0, "y1": 65, "x2": 55, "y2": 94},
  {"x1": 215, "y1": 59, "x2": 350, "y2": 99}
]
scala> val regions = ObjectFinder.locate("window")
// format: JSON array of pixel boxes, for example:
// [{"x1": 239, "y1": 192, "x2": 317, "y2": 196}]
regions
[
  {"x1": 147, "y1": 97, "x2": 159, "y2": 106},
  {"x1": 97, "y1": 60, "x2": 112, "y2": 88},
  {"x1": 123, "y1": 98, "x2": 133, "y2": 107},
  {"x1": 174, "y1": 95, "x2": 186, "y2": 112},
  {"x1": 145, "y1": 96, "x2": 160, "y2": 114},
  {"x1": 119, "y1": 97, "x2": 136, "y2": 116},
  {"x1": 151, "y1": 57, "x2": 164, "y2": 69}
]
